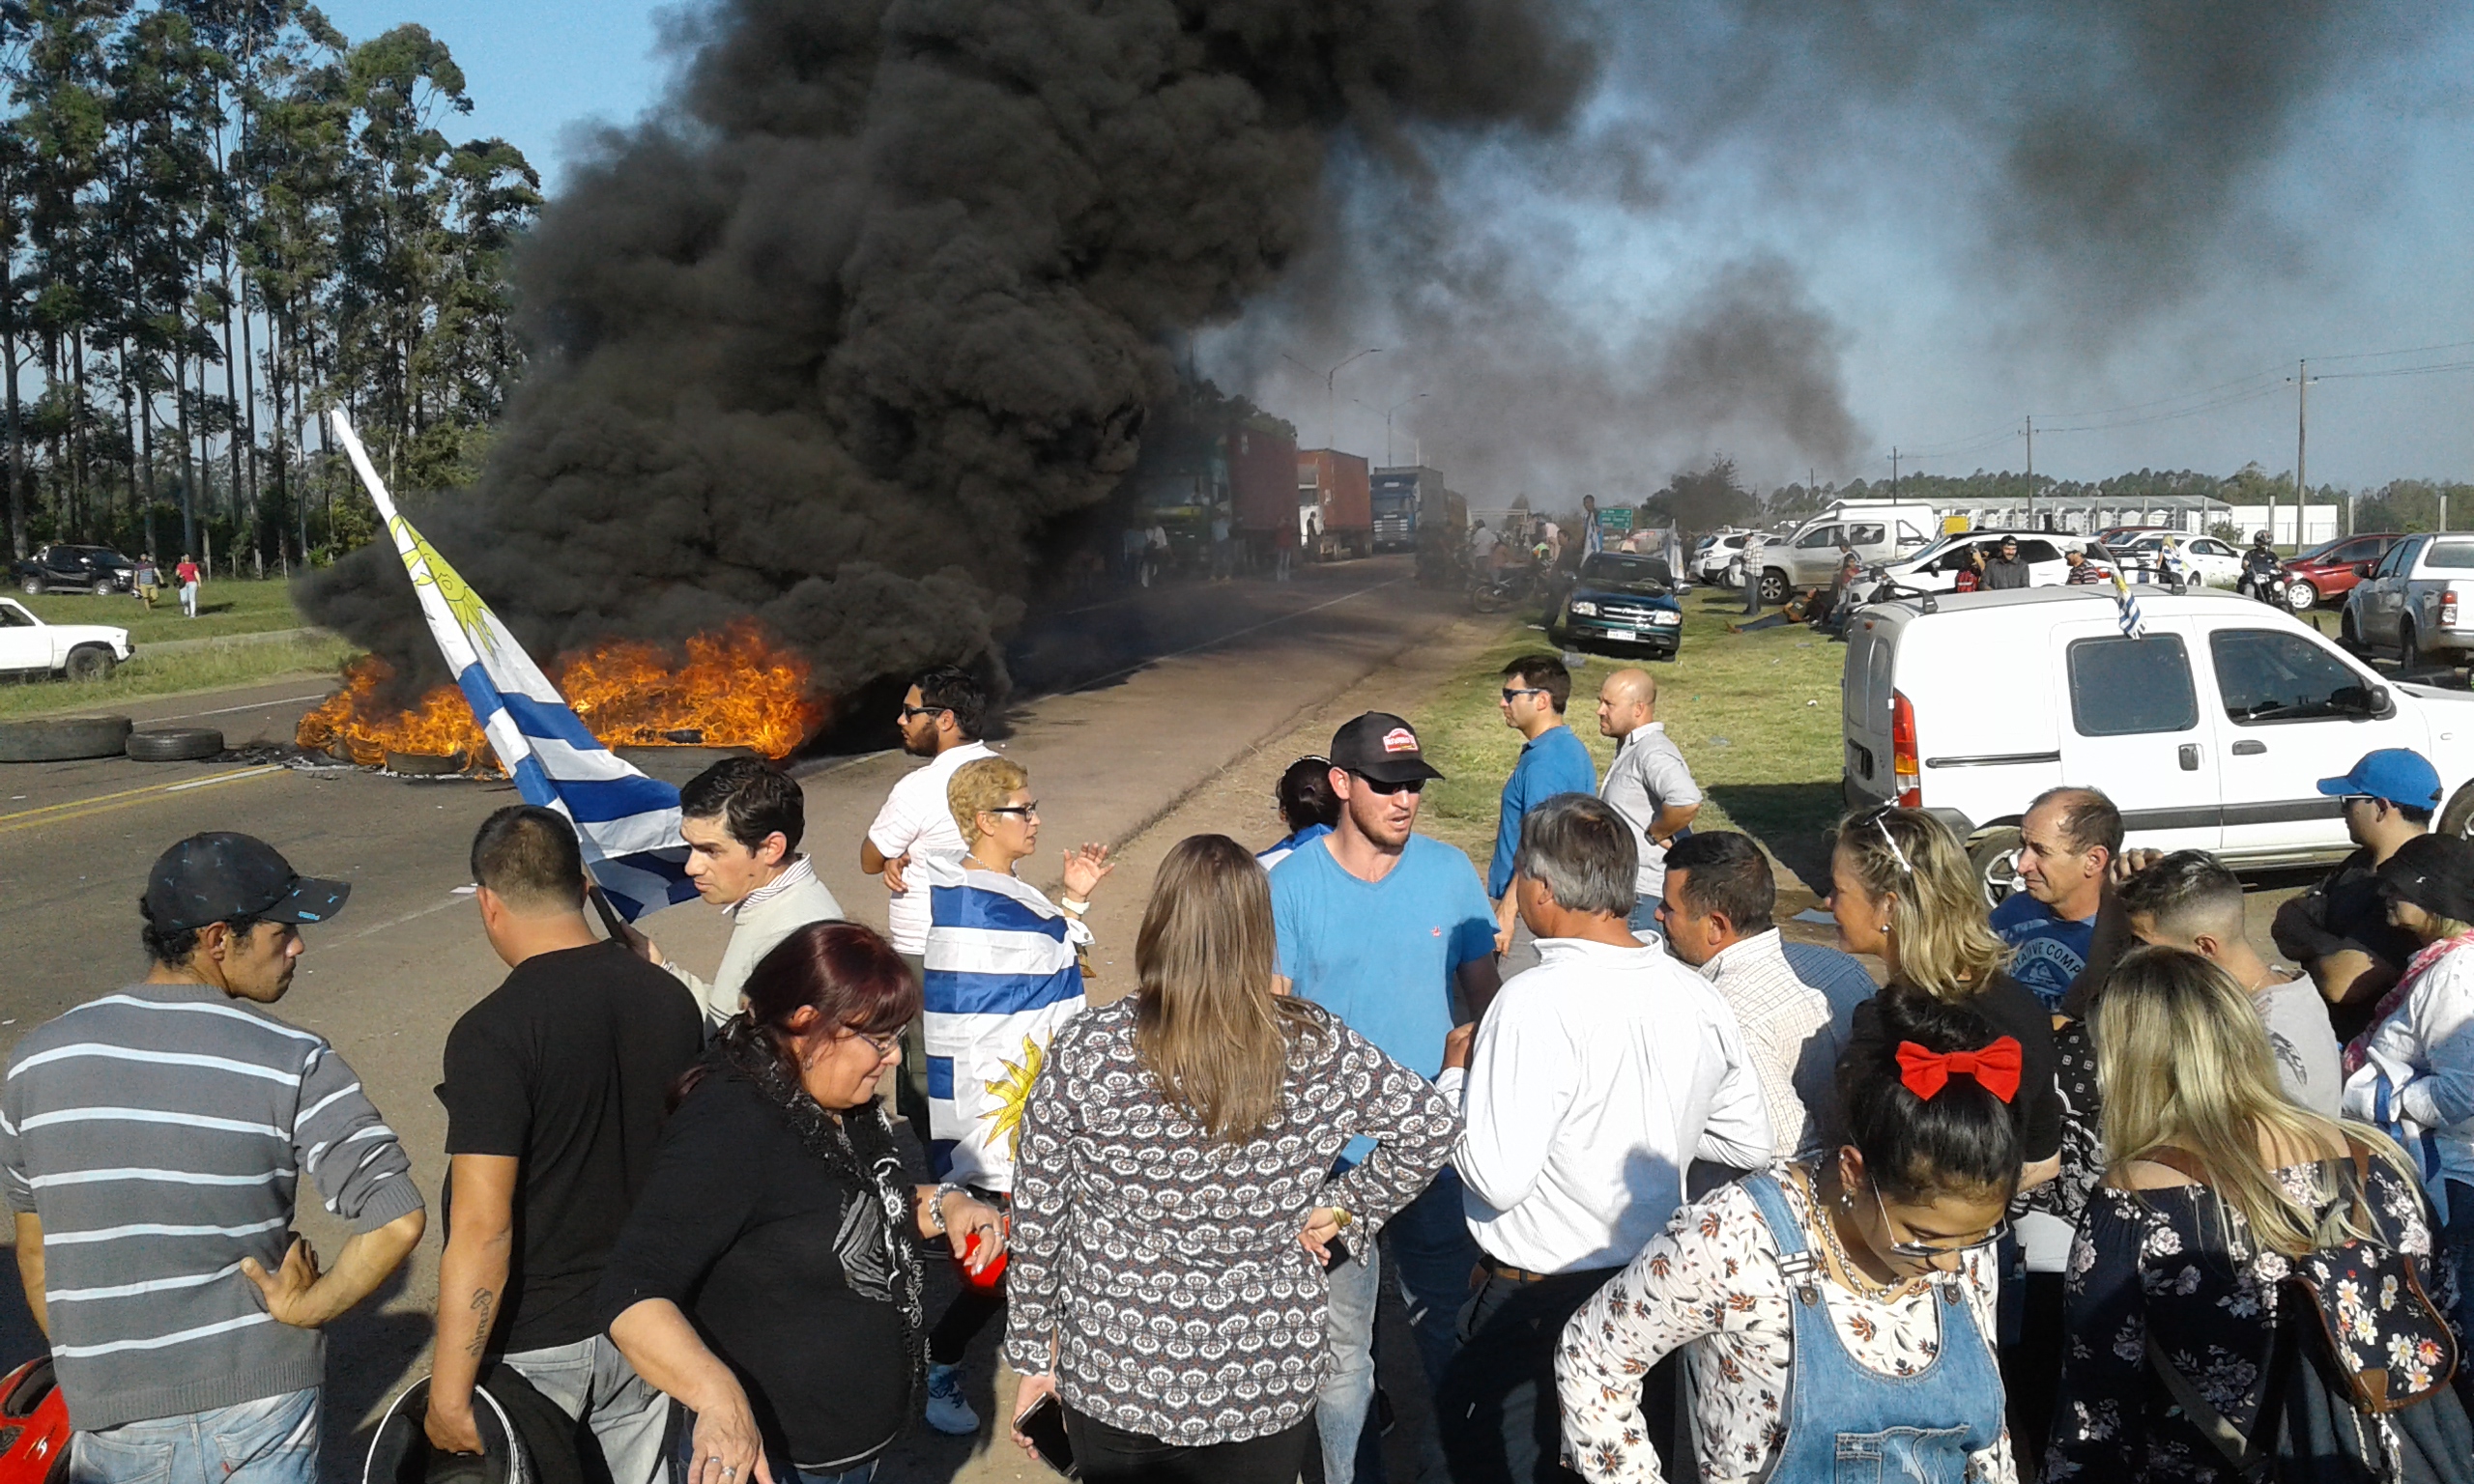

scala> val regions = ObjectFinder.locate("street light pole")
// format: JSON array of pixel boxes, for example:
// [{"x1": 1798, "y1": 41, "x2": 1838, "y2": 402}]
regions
[
  {"x1": 1356, "y1": 391, "x2": 1428, "y2": 467},
  {"x1": 1283, "y1": 348, "x2": 1384, "y2": 449}
]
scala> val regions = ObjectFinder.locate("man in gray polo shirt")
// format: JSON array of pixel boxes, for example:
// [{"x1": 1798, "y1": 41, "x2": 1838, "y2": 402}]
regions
[
  {"x1": 1596, "y1": 668, "x2": 1703, "y2": 934},
  {"x1": 2, "y1": 833, "x2": 425, "y2": 1484}
]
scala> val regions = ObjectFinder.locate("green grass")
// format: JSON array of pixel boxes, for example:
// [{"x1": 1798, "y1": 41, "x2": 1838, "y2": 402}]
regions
[
  {"x1": 0, "y1": 632, "x2": 357, "y2": 721},
  {"x1": 13, "y1": 577, "x2": 308, "y2": 644},
  {"x1": 1409, "y1": 587, "x2": 1850, "y2": 892}
]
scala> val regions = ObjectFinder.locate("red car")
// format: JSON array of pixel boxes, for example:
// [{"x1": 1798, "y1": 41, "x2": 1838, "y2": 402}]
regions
[{"x1": 2285, "y1": 532, "x2": 2406, "y2": 611}]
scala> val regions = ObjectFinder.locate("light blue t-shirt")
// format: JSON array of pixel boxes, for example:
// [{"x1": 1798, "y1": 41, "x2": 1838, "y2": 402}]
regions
[
  {"x1": 1271, "y1": 833, "x2": 1498, "y2": 1079},
  {"x1": 1487, "y1": 725, "x2": 1599, "y2": 899},
  {"x1": 1990, "y1": 892, "x2": 2097, "y2": 1012}
]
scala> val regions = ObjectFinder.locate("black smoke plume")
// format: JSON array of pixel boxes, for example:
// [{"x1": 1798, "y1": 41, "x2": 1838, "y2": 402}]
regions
[{"x1": 301, "y1": 0, "x2": 1592, "y2": 693}]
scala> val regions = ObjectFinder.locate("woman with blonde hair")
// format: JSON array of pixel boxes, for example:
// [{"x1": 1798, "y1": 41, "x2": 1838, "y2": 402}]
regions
[
  {"x1": 2049, "y1": 944, "x2": 2471, "y2": 1481},
  {"x1": 910, "y1": 755, "x2": 1112, "y2": 1434},
  {"x1": 1004, "y1": 835, "x2": 1455, "y2": 1483},
  {"x1": 1828, "y1": 805, "x2": 2064, "y2": 1181}
]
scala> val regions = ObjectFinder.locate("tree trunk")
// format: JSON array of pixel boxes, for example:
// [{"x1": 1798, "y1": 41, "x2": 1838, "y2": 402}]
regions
[
  {"x1": 240, "y1": 292, "x2": 260, "y2": 550},
  {"x1": 2, "y1": 245, "x2": 22, "y2": 559}
]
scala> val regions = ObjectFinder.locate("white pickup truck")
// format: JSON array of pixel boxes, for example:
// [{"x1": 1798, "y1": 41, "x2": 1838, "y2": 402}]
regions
[
  {"x1": 0, "y1": 597, "x2": 133, "y2": 681},
  {"x1": 2340, "y1": 532, "x2": 2474, "y2": 671}
]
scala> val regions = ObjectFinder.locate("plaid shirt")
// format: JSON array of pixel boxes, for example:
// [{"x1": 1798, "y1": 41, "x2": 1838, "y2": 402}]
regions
[{"x1": 1696, "y1": 929, "x2": 1876, "y2": 1155}]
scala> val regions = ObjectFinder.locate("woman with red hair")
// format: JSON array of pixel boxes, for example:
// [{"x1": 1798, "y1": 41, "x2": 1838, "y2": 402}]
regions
[{"x1": 600, "y1": 921, "x2": 1005, "y2": 1484}]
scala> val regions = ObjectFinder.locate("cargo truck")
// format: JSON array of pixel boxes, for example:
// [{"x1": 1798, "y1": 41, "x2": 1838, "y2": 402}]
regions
[
  {"x1": 1299, "y1": 449, "x2": 1373, "y2": 559},
  {"x1": 1372, "y1": 466, "x2": 1445, "y2": 552}
]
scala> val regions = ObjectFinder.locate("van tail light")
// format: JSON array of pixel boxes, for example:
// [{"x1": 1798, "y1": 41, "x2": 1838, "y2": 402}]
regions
[
  {"x1": 1890, "y1": 690, "x2": 1921, "y2": 808},
  {"x1": 2444, "y1": 591, "x2": 2461, "y2": 628}
]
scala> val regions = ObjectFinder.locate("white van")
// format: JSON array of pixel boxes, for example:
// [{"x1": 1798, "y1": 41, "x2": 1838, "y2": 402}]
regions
[
  {"x1": 1762, "y1": 502, "x2": 1940, "y2": 601},
  {"x1": 1841, "y1": 585, "x2": 2474, "y2": 896}
]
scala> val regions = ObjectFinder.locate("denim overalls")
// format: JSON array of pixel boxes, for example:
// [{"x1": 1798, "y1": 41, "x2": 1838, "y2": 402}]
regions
[{"x1": 1740, "y1": 1173, "x2": 2004, "y2": 1483}]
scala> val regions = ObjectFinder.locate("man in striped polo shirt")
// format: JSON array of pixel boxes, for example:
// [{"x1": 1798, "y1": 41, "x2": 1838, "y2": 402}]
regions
[{"x1": 2, "y1": 833, "x2": 426, "y2": 1484}]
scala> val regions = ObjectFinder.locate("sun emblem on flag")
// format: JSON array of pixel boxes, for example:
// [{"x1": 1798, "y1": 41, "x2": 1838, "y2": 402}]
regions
[
  {"x1": 978, "y1": 1035, "x2": 1046, "y2": 1156},
  {"x1": 392, "y1": 517, "x2": 496, "y2": 634}
]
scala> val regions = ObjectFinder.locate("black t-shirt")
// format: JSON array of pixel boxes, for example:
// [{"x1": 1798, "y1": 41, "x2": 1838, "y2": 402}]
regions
[
  {"x1": 596, "y1": 1069, "x2": 915, "y2": 1470},
  {"x1": 439, "y1": 940, "x2": 703, "y2": 1352},
  {"x1": 1846, "y1": 975, "x2": 2064, "y2": 1163}
]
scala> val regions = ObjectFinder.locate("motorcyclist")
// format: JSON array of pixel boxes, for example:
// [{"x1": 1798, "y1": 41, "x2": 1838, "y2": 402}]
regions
[{"x1": 2237, "y1": 529, "x2": 2284, "y2": 601}]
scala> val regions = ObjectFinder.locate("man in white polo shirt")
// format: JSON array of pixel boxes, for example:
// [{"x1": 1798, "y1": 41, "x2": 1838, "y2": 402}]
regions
[
  {"x1": 863, "y1": 663, "x2": 995, "y2": 1126},
  {"x1": 1435, "y1": 794, "x2": 1771, "y2": 1484}
]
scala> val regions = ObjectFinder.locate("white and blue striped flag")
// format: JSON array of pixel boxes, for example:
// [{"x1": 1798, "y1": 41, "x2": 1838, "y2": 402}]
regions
[
  {"x1": 330, "y1": 411, "x2": 698, "y2": 921},
  {"x1": 2111, "y1": 567, "x2": 2146, "y2": 639},
  {"x1": 916, "y1": 855, "x2": 1088, "y2": 1190}
]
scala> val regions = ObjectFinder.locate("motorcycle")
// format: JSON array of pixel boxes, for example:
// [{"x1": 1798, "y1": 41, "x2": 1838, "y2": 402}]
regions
[
  {"x1": 2237, "y1": 559, "x2": 2290, "y2": 609},
  {"x1": 1469, "y1": 565, "x2": 1539, "y2": 614}
]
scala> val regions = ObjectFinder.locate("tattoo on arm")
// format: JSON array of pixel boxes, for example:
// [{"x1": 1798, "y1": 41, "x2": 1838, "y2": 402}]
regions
[{"x1": 465, "y1": 1290, "x2": 496, "y2": 1358}]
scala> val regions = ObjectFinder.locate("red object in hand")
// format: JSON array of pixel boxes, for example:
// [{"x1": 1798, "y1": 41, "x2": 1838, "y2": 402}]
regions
[
  {"x1": 958, "y1": 1222, "x2": 1008, "y2": 1290},
  {"x1": 0, "y1": 1357, "x2": 72, "y2": 1484}
]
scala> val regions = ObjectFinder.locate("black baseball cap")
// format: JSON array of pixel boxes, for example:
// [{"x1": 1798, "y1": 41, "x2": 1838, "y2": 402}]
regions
[
  {"x1": 2375, "y1": 834, "x2": 2474, "y2": 925},
  {"x1": 142, "y1": 833, "x2": 352, "y2": 932},
  {"x1": 1329, "y1": 712, "x2": 1445, "y2": 785}
]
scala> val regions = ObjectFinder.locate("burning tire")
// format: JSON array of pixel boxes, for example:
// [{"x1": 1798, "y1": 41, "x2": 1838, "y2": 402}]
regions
[
  {"x1": 0, "y1": 715, "x2": 134, "y2": 763},
  {"x1": 387, "y1": 750, "x2": 469, "y2": 776},
  {"x1": 127, "y1": 728, "x2": 224, "y2": 762}
]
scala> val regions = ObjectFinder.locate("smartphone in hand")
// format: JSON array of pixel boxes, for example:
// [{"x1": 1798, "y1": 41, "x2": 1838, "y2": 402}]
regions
[{"x1": 1015, "y1": 1393, "x2": 1078, "y2": 1477}]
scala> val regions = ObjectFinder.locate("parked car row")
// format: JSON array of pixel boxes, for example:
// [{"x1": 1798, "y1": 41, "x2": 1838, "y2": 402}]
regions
[{"x1": 1841, "y1": 584, "x2": 2474, "y2": 900}]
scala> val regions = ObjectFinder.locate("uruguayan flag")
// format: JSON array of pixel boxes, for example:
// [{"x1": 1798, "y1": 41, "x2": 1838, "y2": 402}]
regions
[
  {"x1": 918, "y1": 855, "x2": 1088, "y2": 1191},
  {"x1": 2111, "y1": 569, "x2": 2146, "y2": 640},
  {"x1": 330, "y1": 411, "x2": 698, "y2": 921}
]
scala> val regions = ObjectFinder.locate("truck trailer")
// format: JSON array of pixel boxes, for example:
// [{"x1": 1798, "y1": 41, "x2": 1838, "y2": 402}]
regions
[
  {"x1": 1299, "y1": 449, "x2": 1373, "y2": 559},
  {"x1": 1372, "y1": 466, "x2": 1445, "y2": 552}
]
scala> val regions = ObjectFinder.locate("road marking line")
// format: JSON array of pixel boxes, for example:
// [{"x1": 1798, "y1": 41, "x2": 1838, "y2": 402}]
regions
[
  {"x1": 169, "y1": 693, "x2": 333, "y2": 721},
  {"x1": 0, "y1": 766, "x2": 287, "y2": 834}
]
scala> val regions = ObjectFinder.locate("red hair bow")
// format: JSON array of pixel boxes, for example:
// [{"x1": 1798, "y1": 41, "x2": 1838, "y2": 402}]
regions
[{"x1": 1895, "y1": 1037, "x2": 2023, "y2": 1102}]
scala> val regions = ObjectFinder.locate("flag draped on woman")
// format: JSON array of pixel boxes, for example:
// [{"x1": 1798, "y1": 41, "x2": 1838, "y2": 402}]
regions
[{"x1": 330, "y1": 411, "x2": 698, "y2": 920}]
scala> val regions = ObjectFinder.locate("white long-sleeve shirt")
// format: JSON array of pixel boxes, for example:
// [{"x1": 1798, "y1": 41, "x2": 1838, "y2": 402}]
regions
[
  {"x1": 2344, "y1": 944, "x2": 2474, "y2": 1206},
  {"x1": 1438, "y1": 936, "x2": 1774, "y2": 1273}
]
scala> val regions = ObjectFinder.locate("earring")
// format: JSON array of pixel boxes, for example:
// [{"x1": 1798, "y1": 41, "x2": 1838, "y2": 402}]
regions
[{"x1": 1879, "y1": 919, "x2": 1894, "y2": 934}]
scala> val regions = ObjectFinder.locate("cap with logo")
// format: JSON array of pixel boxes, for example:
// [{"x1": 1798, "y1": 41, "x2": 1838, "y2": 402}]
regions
[
  {"x1": 1328, "y1": 712, "x2": 1445, "y2": 785},
  {"x1": 142, "y1": 832, "x2": 352, "y2": 933},
  {"x1": 2316, "y1": 748, "x2": 2443, "y2": 811},
  {"x1": 2374, "y1": 834, "x2": 2474, "y2": 924}
]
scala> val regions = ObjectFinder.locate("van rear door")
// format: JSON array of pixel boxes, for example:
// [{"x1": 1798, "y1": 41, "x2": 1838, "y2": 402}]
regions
[
  {"x1": 1842, "y1": 614, "x2": 1898, "y2": 806},
  {"x1": 2052, "y1": 616, "x2": 2223, "y2": 854}
]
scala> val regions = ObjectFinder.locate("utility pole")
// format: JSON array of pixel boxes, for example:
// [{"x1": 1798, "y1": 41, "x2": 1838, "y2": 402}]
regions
[
  {"x1": 1357, "y1": 391, "x2": 1427, "y2": 467},
  {"x1": 2287, "y1": 357, "x2": 2312, "y2": 553},
  {"x1": 1283, "y1": 348, "x2": 1383, "y2": 449},
  {"x1": 2024, "y1": 414, "x2": 2034, "y2": 528}
]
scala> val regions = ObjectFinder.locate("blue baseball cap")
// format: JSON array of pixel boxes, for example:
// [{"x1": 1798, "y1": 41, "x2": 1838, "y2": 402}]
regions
[{"x1": 2316, "y1": 749, "x2": 2442, "y2": 809}]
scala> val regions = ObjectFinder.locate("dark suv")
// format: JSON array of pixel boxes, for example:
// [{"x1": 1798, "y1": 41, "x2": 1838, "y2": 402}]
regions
[{"x1": 13, "y1": 544, "x2": 135, "y2": 595}]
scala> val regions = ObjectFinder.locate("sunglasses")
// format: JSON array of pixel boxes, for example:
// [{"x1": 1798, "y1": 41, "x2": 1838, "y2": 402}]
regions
[
  {"x1": 1357, "y1": 775, "x2": 1424, "y2": 796},
  {"x1": 899, "y1": 703, "x2": 950, "y2": 722},
  {"x1": 1500, "y1": 686, "x2": 1549, "y2": 703},
  {"x1": 1858, "y1": 805, "x2": 1915, "y2": 877},
  {"x1": 1872, "y1": 1181, "x2": 2008, "y2": 1260},
  {"x1": 985, "y1": 803, "x2": 1039, "y2": 818}
]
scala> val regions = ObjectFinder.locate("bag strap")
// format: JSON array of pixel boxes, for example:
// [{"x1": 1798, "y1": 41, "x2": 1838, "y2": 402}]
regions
[
  {"x1": 2138, "y1": 1147, "x2": 2210, "y2": 1183},
  {"x1": 2146, "y1": 1335, "x2": 2270, "y2": 1476}
]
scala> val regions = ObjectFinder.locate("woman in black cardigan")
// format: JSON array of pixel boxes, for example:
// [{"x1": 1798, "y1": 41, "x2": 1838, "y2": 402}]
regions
[{"x1": 599, "y1": 922, "x2": 1005, "y2": 1484}]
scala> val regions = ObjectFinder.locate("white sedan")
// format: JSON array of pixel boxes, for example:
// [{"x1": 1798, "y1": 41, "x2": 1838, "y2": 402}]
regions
[{"x1": 2117, "y1": 533, "x2": 2245, "y2": 587}]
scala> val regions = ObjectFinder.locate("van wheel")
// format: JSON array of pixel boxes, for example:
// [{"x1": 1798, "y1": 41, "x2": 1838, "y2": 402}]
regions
[
  {"x1": 1968, "y1": 826, "x2": 2026, "y2": 909},
  {"x1": 1759, "y1": 568, "x2": 1788, "y2": 605},
  {"x1": 2441, "y1": 782, "x2": 2474, "y2": 841}
]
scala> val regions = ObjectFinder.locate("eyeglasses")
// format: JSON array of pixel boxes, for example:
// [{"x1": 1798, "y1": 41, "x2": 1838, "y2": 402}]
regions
[
  {"x1": 1500, "y1": 687, "x2": 1549, "y2": 703},
  {"x1": 899, "y1": 704, "x2": 950, "y2": 722},
  {"x1": 1873, "y1": 1181, "x2": 2008, "y2": 1260},
  {"x1": 1859, "y1": 805, "x2": 1915, "y2": 877},
  {"x1": 985, "y1": 802, "x2": 1039, "y2": 818},
  {"x1": 845, "y1": 1028, "x2": 902, "y2": 1060},
  {"x1": 1358, "y1": 776, "x2": 1424, "y2": 796}
]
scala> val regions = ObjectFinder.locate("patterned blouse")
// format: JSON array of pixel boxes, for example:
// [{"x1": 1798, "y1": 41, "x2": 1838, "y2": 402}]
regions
[
  {"x1": 2044, "y1": 1156, "x2": 2449, "y2": 1482},
  {"x1": 1001, "y1": 995, "x2": 1457, "y2": 1444},
  {"x1": 1556, "y1": 1160, "x2": 2015, "y2": 1484}
]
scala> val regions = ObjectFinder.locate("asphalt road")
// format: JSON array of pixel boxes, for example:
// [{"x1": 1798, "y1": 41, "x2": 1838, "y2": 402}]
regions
[{"x1": 0, "y1": 557, "x2": 1468, "y2": 1476}]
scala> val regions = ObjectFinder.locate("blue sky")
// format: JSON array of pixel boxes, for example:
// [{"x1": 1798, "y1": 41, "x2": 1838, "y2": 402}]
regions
[
  {"x1": 329, "y1": 0, "x2": 2474, "y2": 494},
  {"x1": 315, "y1": 0, "x2": 675, "y2": 188}
]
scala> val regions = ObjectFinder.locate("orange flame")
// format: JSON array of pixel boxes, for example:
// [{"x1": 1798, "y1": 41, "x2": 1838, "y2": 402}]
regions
[{"x1": 296, "y1": 620, "x2": 826, "y2": 767}]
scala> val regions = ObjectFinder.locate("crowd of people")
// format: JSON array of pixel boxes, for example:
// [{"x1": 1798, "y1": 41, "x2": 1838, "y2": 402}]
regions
[{"x1": 5, "y1": 651, "x2": 2474, "y2": 1484}]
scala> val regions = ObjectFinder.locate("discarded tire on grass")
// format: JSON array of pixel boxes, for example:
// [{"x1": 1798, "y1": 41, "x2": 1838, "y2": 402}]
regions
[
  {"x1": 0, "y1": 715, "x2": 134, "y2": 763},
  {"x1": 126, "y1": 728, "x2": 224, "y2": 762}
]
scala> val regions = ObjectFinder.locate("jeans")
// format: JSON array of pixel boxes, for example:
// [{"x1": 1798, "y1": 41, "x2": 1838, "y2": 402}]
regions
[
  {"x1": 1437, "y1": 1267, "x2": 1619, "y2": 1484},
  {"x1": 1063, "y1": 1409, "x2": 1312, "y2": 1484},
  {"x1": 1316, "y1": 1169, "x2": 1482, "y2": 1483},
  {"x1": 1627, "y1": 895, "x2": 1661, "y2": 936},
  {"x1": 1742, "y1": 567, "x2": 1762, "y2": 614},
  {"x1": 504, "y1": 1335, "x2": 669, "y2": 1484},
  {"x1": 70, "y1": 1386, "x2": 319, "y2": 1484}
]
